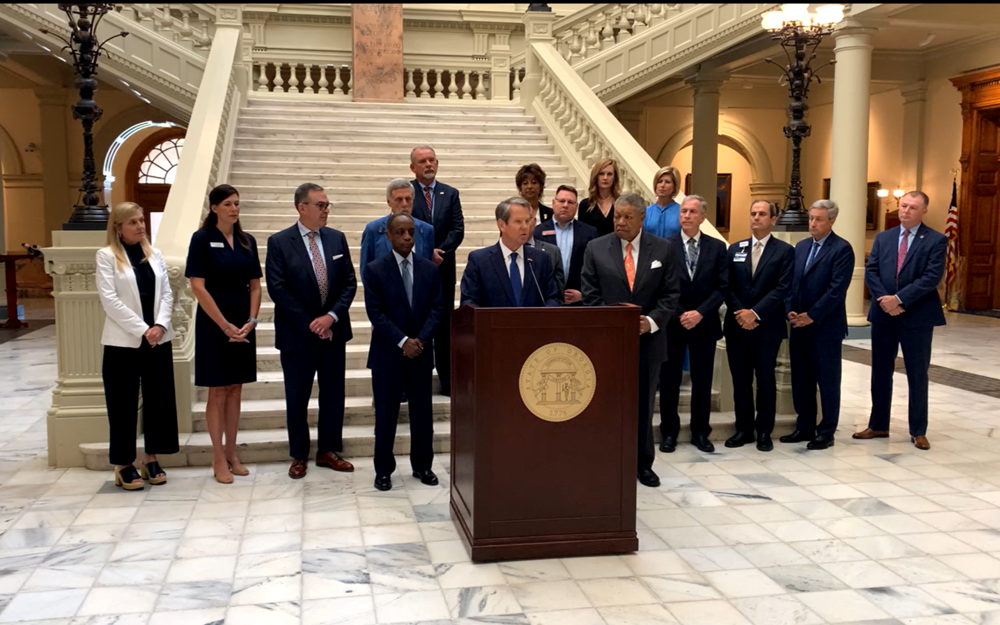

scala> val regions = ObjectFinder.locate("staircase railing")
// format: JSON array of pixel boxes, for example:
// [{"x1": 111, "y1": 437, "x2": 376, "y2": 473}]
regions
[{"x1": 154, "y1": 10, "x2": 246, "y2": 430}]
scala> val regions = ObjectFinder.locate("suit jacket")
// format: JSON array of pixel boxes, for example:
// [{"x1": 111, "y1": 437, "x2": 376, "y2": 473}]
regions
[
  {"x1": 538, "y1": 203, "x2": 553, "y2": 224},
  {"x1": 788, "y1": 231, "x2": 855, "y2": 340},
  {"x1": 460, "y1": 242, "x2": 560, "y2": 307},
  {"x1": 535, "y1": 218, "x2": 599, "y2": 292},
  {"x1": 724, "y1": 236, "x2": 795, "y2": 341},
  {"x1": 581, "y1": 231, "x2": 680, "y2": 364},
  {"x1": 363, "y1": 251, "x2": 444, "y2": 372},
  {"x1": 527, "y1": 237, "x2": 565, "y2": 300},
  {"x1": 666, "y1": 233, "x2": 728, "y2": 341},
  {"x1": 96, "y1": 246, "x2": 175, "y2": 347},
  {"x1": 359, "y1": 214, "x2": 435, "y2": 282},
  {"x1": 411, "y1": 179, "x2": 464, "y2": 274},
  {"x1": 865, "y1": 223, "x2": 947, "y2": 328},
  {"x1": 265, "y1": 223, "x2": 357, "y2": 350}
]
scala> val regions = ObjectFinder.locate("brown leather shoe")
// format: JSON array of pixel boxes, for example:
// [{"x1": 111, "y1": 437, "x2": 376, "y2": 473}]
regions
[
  {"x1": 912, "y1": 435, "x2": 931, "y2": 450},
  {"x1": 288, "y1": 459, "x2": 308, "y2": 480},
  {"x1": 316, "y1": 451, "x2": 354, "y2": 473},
  {"x1": 852, "y1": 428, "x2": 890, "y2": 440}
]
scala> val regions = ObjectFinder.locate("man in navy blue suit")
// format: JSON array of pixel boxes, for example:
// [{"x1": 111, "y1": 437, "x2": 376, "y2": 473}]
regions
[
  {"x1": 724, "y1": 200, "x2": 795, "y2": 452},
  {"x1": 659, "y1": 195, "x2": 728, "y2": 454},
  {"x1": 535, "y1": 185, "x2": 599, "y2": 305},
  {"x1": 359, "y1": 179, "x2": 437, "y2": 283},
  {"x1": 411, "y1": 146, "x2": 464, "y2": 396},
  {"x1": 265, "y1": 183, "x2": 357, "y2": 479},
  {"x1": 363, "y1": 213, "x2": 445, "y2": 491},
  {"x1": 855, "y1": 191, "x2": 946, "y2": 450},
  {"x1": 460, "y1": 197, "x2": 560, "y2": 308},
  {"x1": 780, "y1": 199, "x2": 855, "y2": 450}
]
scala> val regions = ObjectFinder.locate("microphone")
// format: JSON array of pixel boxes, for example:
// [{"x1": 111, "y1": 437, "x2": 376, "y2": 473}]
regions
[{"x1": 526, "y1": 256, "x2": 546, "y2": 305}]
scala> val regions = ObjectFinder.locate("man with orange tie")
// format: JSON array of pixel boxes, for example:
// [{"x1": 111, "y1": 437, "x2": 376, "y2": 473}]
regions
[{"x1": 581, "y1": 193, "x2": 680, "y2": 488}]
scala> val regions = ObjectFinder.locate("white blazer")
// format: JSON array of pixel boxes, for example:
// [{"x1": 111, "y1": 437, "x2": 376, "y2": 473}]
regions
[{"x1": 96, "y1": 246, "x2": 176, "y2": 348}]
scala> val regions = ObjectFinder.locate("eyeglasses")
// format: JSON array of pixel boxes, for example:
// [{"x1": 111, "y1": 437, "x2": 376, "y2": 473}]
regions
[{"x1": 310, "y1": 202, "x2": 331, "y2": 211}]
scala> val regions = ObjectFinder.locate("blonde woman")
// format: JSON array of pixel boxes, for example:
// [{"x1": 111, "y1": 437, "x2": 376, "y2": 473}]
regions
[
  {"x1": 644, "y1": 166, "x2": 683, "y2": 239},
  {"x1": 578, "y1": 158, "x2": 622, "y2": 237},
  {"x1": 96, "y1": 202, "x2": 179, "y2": 491}
]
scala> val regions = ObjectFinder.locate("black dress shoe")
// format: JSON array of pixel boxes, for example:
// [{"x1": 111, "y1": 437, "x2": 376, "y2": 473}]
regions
[
  {"x1": 725, "y1": 431, "x2": 755, "y2": 448},
  {"x1": 692, "y1": 434, "x2": 715, "y2": 453},
  {"x1": 638, "y1": 468, "x2": 660, "y2": 488},
  {"x1": 412, "y1": 469, "x2": 439, "y2": 486},
  {"x1": 659, "y1": 435, "x2": 677, "y2": 453},
  {"x1": 806, "y1": 435, "x2": 835, "y2": 450},
  {"x1": 757, "y1": 434, "x2": 774, "y2": 452},
  {"x1": 374, "y1": 474, "x2": 392, "y2": 491},
  {"x1": 779, "y1": 429, "x2": 815, "y2": 444}
]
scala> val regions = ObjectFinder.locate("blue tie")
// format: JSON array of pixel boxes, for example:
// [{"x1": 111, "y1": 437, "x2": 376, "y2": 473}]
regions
[
  {"x1": 805, "y1": 240, "x2": 820, "y2": 270},
  {"x1": 509, "y1": 252, "x2": 522, "y2": 306}
]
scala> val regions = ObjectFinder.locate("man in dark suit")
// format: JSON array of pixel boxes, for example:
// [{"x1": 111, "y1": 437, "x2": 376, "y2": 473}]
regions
[
  {"x1": 535, "y1": 184, "x2": 599, "y2": 305},
  {"x1": 460, "y1": 197, "x2": 560, "y2": 308},
  {"x1": 659, "y1": 195, "x2": 728, "y2": 454},
  {"x1": 781, "y1": 199, "x2": 855, "y2": 450},
  {"x1": 724, "y1": 200, "x2": 795, "y2": 452},
  {"x1": 411, "y1": 146, "x2": 464, "y2": 396},
  {"x1": 363, "y1": 213, "x2": 445, "y2": 491},
  {"x1": 359, "y1": 179, "x2": 437, "y2": 283},
  {"x1": 856, "y1": 190, "x2": 946, "y2": 450},
  {"x1": 265, "y1": 182, "x2": 358, "y2": 479},
  {"x1": 582, "y1": 193, "x2": 680, "y2": 488},
  {"x1": 524, "y1": 204, "x2": 566, "y2": 302}
]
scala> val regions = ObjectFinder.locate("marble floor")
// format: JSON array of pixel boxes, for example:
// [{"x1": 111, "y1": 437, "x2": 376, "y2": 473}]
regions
[{"x1": 2, "y1": 315, "x2": 1000, "y2": 625}]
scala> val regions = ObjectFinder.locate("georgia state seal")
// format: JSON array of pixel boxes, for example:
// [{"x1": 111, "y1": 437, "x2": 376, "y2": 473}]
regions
[{"x1": 518, "y1": 342, "x2": 596, "y2": 423}]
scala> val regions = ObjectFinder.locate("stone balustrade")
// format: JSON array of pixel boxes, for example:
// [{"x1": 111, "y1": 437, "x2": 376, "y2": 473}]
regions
[
  {"x1": 117, "y1": 3, "x2": 214, "y2": 53},
  {"x1": 254, "y1": 61, "x2": 354, "y2": 99},
  {"x1": 552, "y1": 3, "x2": 690, "y2": 65}
]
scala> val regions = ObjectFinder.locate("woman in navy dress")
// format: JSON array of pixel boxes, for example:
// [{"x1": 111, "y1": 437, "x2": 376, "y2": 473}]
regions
[
  {"x1": 186, "y1": 184, "x2": 261, "y2": 484},
  {"x1": 578, "y1": 158, "x2": 621, "y2": 237},
  {"x1": 643, "y1": 166, "x2": 682, "y2": 239}
]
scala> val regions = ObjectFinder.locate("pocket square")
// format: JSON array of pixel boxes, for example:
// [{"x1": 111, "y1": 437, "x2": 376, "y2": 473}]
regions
[
  {"x1": 332, "y1": 254, "x2": 343, "y2": 260},
  {"x1": 651, "y1": 260, "x2": 662, "y2": 269}
]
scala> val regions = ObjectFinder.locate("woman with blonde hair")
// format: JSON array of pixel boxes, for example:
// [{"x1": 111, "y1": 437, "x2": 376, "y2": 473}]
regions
[
  {"x1": 96, "y1": 202, "x2": 179, "y2": 491},
  {"x1": 644, "y1": 166, "x2": 683, "y2": 239},
  {"x1": 578, "y1": 158, "x2": 621, "y2": 236}
]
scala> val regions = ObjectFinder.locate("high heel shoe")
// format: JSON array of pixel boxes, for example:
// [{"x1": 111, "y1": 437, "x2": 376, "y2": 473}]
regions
[
  {"x1": 213, "y1": 463, "x2": 234, "y2": 484},
  {"x1": 138, "y1": 461, "x2": 167, "y2": 485},
  {"x1": 114, "y1": 465, "x2": 144, "y2": 491},
  {"x1": 227, "y1": 460, "x2": 249, "y2": 477}
]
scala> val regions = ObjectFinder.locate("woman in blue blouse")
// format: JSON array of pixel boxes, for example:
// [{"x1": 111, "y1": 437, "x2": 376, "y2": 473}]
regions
[{"x1": 643, "y1": 166, "x2": 683, "y2": 239}]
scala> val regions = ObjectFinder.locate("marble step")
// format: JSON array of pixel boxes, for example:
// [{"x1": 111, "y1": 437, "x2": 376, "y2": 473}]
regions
[
  {"x1": 235, "y1": 128, "x2": 550, "y2": 143},
  {"x1": 190, "y1": 396, "x2": 451, "y2": 432},
  {"x1": 238, "y1": 200, "x2": 505, "y2": 214},
  {"x1": 244, "y1": 98, "x2": 526, "y2": 114},
  {"x1": 80, "y1": 406, "x2": 781, "y2": 471},
  {"x1": 238, "y1": 117, "x2": 543, "y2": 134},
  {"x1": 232, "y1": 149, "x2": 565, "y2": 166},
  {"x1": 241, "y1": 212, "x2": 499, "y2": 229},
  {"x1": 254, "y1": 298, "x2": 462, "y2": 325},
  {"x1": 255, "y1": 344, "x2": 372, "y2": 371},
  {"x1": 231, "y1": 186, "x2": 536, "y2": 201},
  {"x1": 246, "y1": 229, "x2": 501, "y2": 250},
  {"x1": 194, "y1": 369, "x2": 443, "y2": 402},
  {"x1": 230, "y1": 161, "x2": 570, "y2": 176},
  {"x1": 228, "y1": 174, "x2": 529, "y2": 190},
  {"x1": 232, "y1": 139, "x2": 557, "y2": 155},
  {"x1": 239, "y1": 109, "x2": 537, "y2": 124},
  {"x1": 253, "y1": 243, "x2": 478, "y2": 266}
]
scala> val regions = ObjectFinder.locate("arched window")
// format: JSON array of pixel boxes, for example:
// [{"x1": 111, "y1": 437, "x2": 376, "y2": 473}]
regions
[{"x1": 137, "y1": 137, "x2": 184, "y2": 184}]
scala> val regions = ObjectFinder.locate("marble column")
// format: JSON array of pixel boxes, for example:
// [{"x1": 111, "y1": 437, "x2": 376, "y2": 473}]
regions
[
  {"x1": 488, "y1": 32, "x2": 512, "y2": 101},
  {"x1": 749, "y1": 182, "x2": 788, "y2": 210},
  {"x1": 686, "y1": 71, "x2": 728, "y2": 225},
  {"x1": 34, "y1": 88, "x2": 71, "y2": 246},
  {"x1": 900, "y1": 80, "x2": 928, "y2": 192},
  {"x1": 520, "y1": 10, "x2": 557, "y2": 107},
  {"x1": 829, "y1": 20, "x2": 877, "y2": 326}
]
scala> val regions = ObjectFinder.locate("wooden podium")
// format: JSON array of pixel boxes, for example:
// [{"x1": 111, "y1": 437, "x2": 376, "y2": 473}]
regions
[{"x1": 450, "y1": 305, "x2": 640, "y2": 562}]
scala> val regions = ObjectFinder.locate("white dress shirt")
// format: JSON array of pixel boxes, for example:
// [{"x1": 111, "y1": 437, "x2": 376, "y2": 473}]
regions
[
  {"x1": 749, "y1": 233, "x2": 772, "y2": 321},
  {"x1": 620, "y1": 231, "x2": 659, "y2": 334},
  {"x1": 393, "y1": 249, "x2": 414, "y2": 348},
  {"x1": 297, "y1": 220, "x2": 338, "y2": 322},
  {"x1": 499, "y1": 239, "x2": 525, "y2": 285}
]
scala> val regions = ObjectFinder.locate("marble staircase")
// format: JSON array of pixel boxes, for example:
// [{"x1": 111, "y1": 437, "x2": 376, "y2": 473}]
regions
[{"x1": 81, "y1": 97, "x2": 719, "y2": 469}]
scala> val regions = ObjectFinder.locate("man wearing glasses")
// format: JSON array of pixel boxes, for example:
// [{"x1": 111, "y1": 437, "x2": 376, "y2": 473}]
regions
[
  {"x1": 534, "y1": 184, "x2": 598, "y2": 305},
  {"x1": 265, "y1": 183, "x2": 358, "y2": 480}
]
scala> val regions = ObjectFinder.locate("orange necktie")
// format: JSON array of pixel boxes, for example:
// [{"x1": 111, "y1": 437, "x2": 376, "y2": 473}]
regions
[{"x1": 625, "y1": 241, "x2": 635, "y2": 290}]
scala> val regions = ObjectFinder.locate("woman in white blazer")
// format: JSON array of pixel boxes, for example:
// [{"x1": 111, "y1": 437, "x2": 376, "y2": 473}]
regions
[{"x1": 96, "y1": 202, "x2": 180, "y2": 491}]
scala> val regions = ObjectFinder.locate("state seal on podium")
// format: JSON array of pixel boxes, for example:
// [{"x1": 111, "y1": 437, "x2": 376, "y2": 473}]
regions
[{"x1": 519, "y1": 342, "x2": 596, "y2": 423}]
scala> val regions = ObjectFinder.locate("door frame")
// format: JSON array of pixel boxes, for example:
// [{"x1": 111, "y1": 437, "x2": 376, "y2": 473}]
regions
[
  {"x1": 951, "y1": 68, "x2": 1000, "y2": 310},
  {"x1": 125, "y1": 126, "x2": 186, "y2": 233}
]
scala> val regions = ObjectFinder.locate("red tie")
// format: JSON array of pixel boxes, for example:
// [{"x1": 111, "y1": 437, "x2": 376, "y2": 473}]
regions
[
  {"x1": 424, "y1": 187, "x2": 433, "y2": 220},
  {"x1": 896, "y1": 229, "x2": 909, "y2": 280}
]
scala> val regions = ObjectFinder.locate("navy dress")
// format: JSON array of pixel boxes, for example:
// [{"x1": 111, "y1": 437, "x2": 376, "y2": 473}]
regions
[
  {"x1": 185, "y1": 227, "x2": 261, "y2": 387},
  {"x1": 579, "y1": 198, "x2": 616, "y2": 237}
]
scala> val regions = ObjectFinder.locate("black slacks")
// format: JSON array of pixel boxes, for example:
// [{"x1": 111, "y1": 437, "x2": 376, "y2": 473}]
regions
[
  {"x1": 726, "y1": 332, "x2": 782, "y2": 436},
  {"x1": 789, "y1": 331, "x2": 843, "y2": 437},
  {"x1": 371, "y1": 362, "x2": 434, "y2": 477},
  {"x1": 281, "y1": 341, "x2": 346, "y2": 461},
  {"x1": 869, "y1": 322, "x2": 933, "y2": 437},
  {"x1": 660, "y1": 322, "x2": 717, "y2": 439},
  {"x1": 102, "y1": 341, "x2": 179, "y2": 466},
  {"x1": 638, "y1": 351, "x2": 661, "y2": 471}
]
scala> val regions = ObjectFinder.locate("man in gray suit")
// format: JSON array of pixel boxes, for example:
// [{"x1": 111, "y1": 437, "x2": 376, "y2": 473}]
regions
[
  {"x1": 581, "y1": 193, "x2": 680, "y2": 488},
  {"x1": 524, "y1": 201, "x2": 566, "y2": 302}
]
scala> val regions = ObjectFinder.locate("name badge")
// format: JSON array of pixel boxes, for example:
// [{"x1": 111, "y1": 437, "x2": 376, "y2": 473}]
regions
[
  {"x1": 734, "y1": 253, "x2": 748, "y2": 262},
  {"x1": 739, "y1": 240, "x2": 749, "y2": 248},
  {"x1": 210, "y1": 242, "x2": 224, "y2": 248}
]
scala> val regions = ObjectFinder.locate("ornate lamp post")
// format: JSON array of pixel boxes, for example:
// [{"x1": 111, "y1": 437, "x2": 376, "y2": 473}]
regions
[
  {"x1": 762, "y1": 4, "x2": 844, "y2": 229},
  {"x1": 41, "y1": 4, "x2": 128, "y2": 231}
]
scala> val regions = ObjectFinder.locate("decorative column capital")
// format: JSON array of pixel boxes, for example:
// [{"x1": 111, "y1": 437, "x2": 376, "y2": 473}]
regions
[
  {"x1": 684, "y1": 70, "x2": 729, "y2": 94},
  {"x1": 833, "y1": 18, "x2": 878, "y2": 50},
  {"x1": 34, "y1": 88, "x2": 66, "y2": 107},
  {"x1": 216, "y1": 4, "x2": 244, "y2": 28},
  {"x1": 901, "y1": 80, "x2": 929, "y2": 104},
  {"x1": 522, "y1": 10, "x2": 557, "y2": 42}
]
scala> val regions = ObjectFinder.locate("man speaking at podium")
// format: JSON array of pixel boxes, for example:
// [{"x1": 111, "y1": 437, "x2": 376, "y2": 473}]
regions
[
  {"x1": 460, "y1": 197, "x2": 560, "y2": 308},
  {"x1": 581, "y1": 193, "x2": 680, "y2": 488}
]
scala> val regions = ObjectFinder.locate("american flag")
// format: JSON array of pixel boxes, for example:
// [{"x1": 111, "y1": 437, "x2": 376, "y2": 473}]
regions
[{"x1": 945, "y1": 180, "x2": 959, "y2": 290}]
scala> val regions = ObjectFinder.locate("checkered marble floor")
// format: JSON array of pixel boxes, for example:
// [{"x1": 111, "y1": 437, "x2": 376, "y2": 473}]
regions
[{"x1": 3, "y1": 318, "x2": 1000, "y2": 625}]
